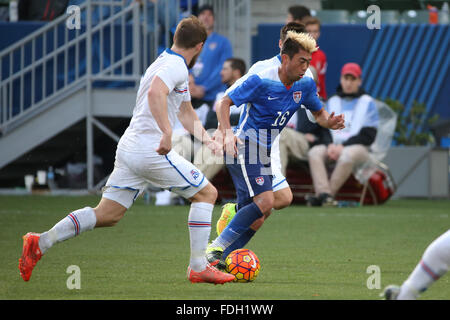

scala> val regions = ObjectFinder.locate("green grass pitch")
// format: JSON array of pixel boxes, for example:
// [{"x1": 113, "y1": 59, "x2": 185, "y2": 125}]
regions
[{"x1": 0, "y1": 195, "x2": 449, "y2": 300}]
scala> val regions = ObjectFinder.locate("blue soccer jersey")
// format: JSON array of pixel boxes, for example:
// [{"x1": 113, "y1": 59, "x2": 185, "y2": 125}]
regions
[
  {"x1": 225, "y1": 66, "x2": 323, "y2": 204},
  {"x1": 228, "y1": 66, "x2": 322, "y2": 151}
]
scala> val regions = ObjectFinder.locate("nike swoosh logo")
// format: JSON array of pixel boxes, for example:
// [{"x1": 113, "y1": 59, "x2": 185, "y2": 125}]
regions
[{"x1": 268, "y1": 96, "x2": 279, "y2": 100}]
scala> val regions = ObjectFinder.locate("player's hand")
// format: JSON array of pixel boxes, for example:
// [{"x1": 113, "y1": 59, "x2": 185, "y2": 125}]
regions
[
  {"x1": 224, "y1": 132, "x2": 242, "y2": 158},
  {"x1": 206, "y1": 139, "x2": 223, "y2": 156},
  {"x1": 212, "y1": 129, "x2": 224, "y2": 146},
  {"x1": 327, "y1": 112, "x2": 345, "y2": 130},
  {"x1": 156, "y1": 133, "x2": 172, "y2": 155}
]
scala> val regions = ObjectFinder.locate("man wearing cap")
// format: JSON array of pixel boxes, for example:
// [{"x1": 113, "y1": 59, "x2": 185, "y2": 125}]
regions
[{"x1": 306, "y1": 63, "x2": 379, "y2": 206}]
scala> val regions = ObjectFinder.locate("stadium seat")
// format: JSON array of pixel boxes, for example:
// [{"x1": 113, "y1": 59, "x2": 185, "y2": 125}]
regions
[
  {"x1": 380, "y1": 10, "x2": 401, "y2": 24},
  {"x1": 312, "y1": 10, "x2": 350, "y2": 23},
  {"x1": 350, "y1": 10, "x2": 370, "y2": 24},
  {"x1": 350, "y1": 10, "x2": 401, "y2": 24},
  {"x1": 400, "y1": 10, "x2": 430, "y2": 23},
  {"x1": 350, "y1": 9, "x2": 401, "y2": 24}
]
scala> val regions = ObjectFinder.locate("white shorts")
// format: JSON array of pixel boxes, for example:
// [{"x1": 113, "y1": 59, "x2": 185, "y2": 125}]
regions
[
  {"x1": 271, "y1": 136, "x2": 289, "y2": 192},
  {"x1": 103, "y1": 148, "x2": 209, "y2": 208}
]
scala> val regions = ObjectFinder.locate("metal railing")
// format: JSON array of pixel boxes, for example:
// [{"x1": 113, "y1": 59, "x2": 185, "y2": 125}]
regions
[
  {"x1": 0, "y1": 0, "x2": 150, "y2": 135},
  {"x1": 0, "y1": 0, "x2": 251, "y2": 190},
  {"x1": 200, "y1": 0, "x2": 251, "y2": 68}
]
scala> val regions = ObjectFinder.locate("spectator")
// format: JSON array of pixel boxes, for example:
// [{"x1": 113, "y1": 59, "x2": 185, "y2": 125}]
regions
[
  {"x1": 306, "y1": 63, "x2": 379, "y2": 206},
  {"x1": 278, "y1": 107, "x2": 332, "y2": 177},
  {"x1": 0, "y1": 0, "x2": 10, "y2": 21},
  {"x1": 286, "y1": 5, "x2": 311, "y2": 24},
  {"x1": 304, "y1": 17, "x2": 327, "y2": 100},
  {"x1": 193, "y1": 57, "x2": 247, "y2": 181},
  {"x1": 190, "y1": 4, "x2": 233, "y2": 109},
  {"x1": 204, "y1": 57, "x2": 246, "y2": 130}
]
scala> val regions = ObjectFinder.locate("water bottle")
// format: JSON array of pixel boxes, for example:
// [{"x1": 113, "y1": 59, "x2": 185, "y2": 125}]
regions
[
  {"x1": 441, "y1": 2, "x2": 449, "y2": 24},
  {"x1": 9, "y1": 0, "x2": 18, "y2": 22},
  {"x1": 47, "y1": 166, "x2": 57, "y2": 190}
]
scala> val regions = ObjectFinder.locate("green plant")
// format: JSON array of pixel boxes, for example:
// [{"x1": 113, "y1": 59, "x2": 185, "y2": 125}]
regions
[{"x1": 384, "y1": 98, "x2": 438, "y2": 146}]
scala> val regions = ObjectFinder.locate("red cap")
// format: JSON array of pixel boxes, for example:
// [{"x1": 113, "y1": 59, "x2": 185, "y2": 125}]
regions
[{"x1": 341, "y1": 63, "x2": 362, "y2": 78}]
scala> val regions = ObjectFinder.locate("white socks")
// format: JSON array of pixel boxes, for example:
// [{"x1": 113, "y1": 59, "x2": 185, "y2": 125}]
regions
[
  {"x1": 398, "y1": 230, "x2": 450, "y2": 299},
  {"x1": 188, "y1": 202, "x2": 213, "y2": 272},
  {"x1": 38, "y1": 207, "x2": 97, "y2": 254}
]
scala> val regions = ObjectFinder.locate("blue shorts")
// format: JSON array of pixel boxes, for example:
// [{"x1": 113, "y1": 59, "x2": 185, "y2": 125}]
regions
[{"x1": 225, "y1": 141, "x2": 273, "y2": 208}]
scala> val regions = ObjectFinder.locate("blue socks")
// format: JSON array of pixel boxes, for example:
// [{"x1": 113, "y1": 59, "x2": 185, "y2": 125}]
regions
[
  {"x1": 211, "y1": 202, "x2": 263, "y2": 251},
  {"x1": 222, "y1": 228, "x2": 256, "y2": 259}
]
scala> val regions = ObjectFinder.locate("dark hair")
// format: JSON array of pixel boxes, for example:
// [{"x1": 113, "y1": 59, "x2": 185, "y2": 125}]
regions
[
  {"x1": 198, "y1": 4, "x2": 214, "y2": 16},
  {"x1": 288, "y1": 5, "x2": 311, "y2": 22},
  {"x1": 280, "y1": 22, "x2": 306, "y2": 42},
  {"x1": 173, "y1": 16, "x2": 207, "y2": 49},
  {"x1": 304, "y1": 16, "x2": 321, "y2": 28},
  {"x1": 225, "y1": 58, "x2": 246, "y2": 76},
  {"x1": 281, "y1": 37, "x2": 306, "y2": 59}
]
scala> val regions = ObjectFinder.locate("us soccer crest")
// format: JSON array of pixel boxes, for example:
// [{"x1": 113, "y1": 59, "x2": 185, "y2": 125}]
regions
[
  {"x1": 191, "y1": 169, "x2": 200, "y2": 180},
  {"x1": 293, "y1": 91, "x2": 302, "y2": 103},
  {"x1": 255, "y1": 176, "x2": 264, "y2": 186}
]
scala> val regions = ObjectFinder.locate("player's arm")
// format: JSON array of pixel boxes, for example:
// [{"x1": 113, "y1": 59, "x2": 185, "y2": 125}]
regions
[
  {"x1": 312, "y1": 107, "x2": 345, "y2": 130},
  {"x1": 147, "y1": 76, "x2": 172, "y2": 155},
  {"x1": 303, "y1": 79, "x2": 345, "y2": 130},
  {"x1": 215, "y1": 95, "x2": 239, "y2": 156},
  {"x1": 178, "y1": 101, "x2": 222, "y2": 155}
]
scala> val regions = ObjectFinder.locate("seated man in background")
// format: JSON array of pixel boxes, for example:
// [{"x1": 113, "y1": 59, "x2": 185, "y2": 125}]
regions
[
  {"x1": 194, "y1": 57, "x2": 246, "y2": 181},
  {"x1": 278, "y1": 64, "x2": 332, "y2": 176},
  {"x1": 307, "y1": 63, "x2": 379, "y2": 206}
]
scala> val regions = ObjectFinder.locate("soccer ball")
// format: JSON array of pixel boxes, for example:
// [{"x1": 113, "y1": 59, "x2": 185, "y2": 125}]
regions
[{"x1": 225, "y1": 249, "x2": 260, "y2": 282}]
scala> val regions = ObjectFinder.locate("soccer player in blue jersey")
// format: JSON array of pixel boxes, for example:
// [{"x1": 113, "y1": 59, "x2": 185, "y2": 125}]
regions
[{"x1": 206, "y1": 31, "x2": 345, "y2": 269}]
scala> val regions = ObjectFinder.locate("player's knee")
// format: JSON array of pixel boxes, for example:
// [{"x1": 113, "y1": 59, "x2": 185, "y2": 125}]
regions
[
  {"x1": 254, "y1": 192, "x2": 274, "y2": 215},
  {"x1": 94, "y1": 198, "x2": 126, "y2": 227},
  {"x1": 192, "y1": 183, "x2": 218, "y2": 204},
  {"x1": 274, "y1": 189, "x2": 293, "y2": 210}
]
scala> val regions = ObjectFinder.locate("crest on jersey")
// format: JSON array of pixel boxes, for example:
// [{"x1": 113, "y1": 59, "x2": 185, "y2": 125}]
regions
[
  {"x1": 293, "y1": 91, "x2": 302, "y2": 103},
  {"x1": 191, "y1": 169, "x2": 200, "y2": 180},
  {"x1": 255, "y1": 176, "x2": 265, "y2": 186}
]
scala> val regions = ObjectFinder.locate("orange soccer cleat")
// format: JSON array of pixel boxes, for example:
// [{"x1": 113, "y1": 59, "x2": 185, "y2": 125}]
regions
[
  {"x1": 187, "y1": 263, "x2": 235, "y2": 285},
  {"x1": 19, "y1": 232, "x2": 43, "y2": 281}
]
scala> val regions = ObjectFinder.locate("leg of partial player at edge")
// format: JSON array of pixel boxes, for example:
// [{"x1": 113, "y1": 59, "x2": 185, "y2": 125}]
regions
[{"x1": 395, "y1": 229, "x2": 450, "y2": 299}]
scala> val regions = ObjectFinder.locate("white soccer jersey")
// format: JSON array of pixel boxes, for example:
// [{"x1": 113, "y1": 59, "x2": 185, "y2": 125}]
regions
[{"x1": 118, "y1": 48, "x2": 191, "y2": 153}]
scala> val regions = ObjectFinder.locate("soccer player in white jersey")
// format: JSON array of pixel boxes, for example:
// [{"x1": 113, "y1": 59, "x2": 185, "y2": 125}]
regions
[
  {"x1": 382, "y1": 229, "x2": 450, "y2": 300},
  {"x1": 215, "y1": 23, "x2": 316, "y2": 241},
  {"x1": 18, "y1": 16, "x2": 235, "y2": 285}
]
